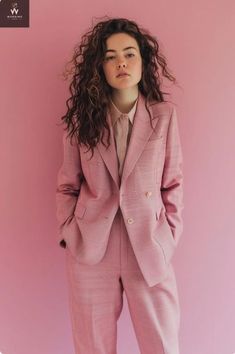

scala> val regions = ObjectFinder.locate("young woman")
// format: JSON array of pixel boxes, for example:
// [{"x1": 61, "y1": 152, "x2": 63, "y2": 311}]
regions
[{"x1": 56, "y1": 17, "x2": 184, "y2": 354}]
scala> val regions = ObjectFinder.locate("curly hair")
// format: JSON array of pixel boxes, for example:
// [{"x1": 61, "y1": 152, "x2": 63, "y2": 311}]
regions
[{"x1": 58, "y1": 16, "x2": 180, "y2": 158}]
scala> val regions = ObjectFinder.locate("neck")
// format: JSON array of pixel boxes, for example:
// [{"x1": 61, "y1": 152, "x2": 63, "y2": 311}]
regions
[{"x1": 110, "y1": 88, "x2": 139, "y2": 114}]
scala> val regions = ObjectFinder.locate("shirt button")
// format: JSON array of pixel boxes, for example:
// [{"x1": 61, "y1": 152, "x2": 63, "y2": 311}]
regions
[
  {"x1": 127, "y1": 218, "x2": 134, "y2": 224},
  {"x1": 145, "y1": 191, "x2": 152, "y2": 198},
  {"x1": 121, "y1": 114, "x2": 129, "y2": 119}
]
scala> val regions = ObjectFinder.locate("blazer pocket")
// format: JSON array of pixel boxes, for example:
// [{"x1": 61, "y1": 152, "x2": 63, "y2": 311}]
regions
[
  {"x1": 74, "y1": 202, "x2": 86, "y2": 219},
  {"x1": 149, "y1": 134, "x2": 163, "y2": 140},
  {"x1": 86, "y1": 158, "x2": 102, "y2": 165}
]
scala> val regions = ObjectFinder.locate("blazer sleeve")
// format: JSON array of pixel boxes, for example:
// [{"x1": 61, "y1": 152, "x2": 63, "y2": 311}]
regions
[
  {"x1": 160, "y1": 105, "x2": 184, "y2": 247},
  {"x1": 55, "y1": 130, "x2": 83, "y2": 248}
]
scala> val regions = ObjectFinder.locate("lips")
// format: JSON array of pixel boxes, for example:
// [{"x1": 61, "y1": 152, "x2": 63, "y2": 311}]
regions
[{"x1": 117, "y1": 72, "x2": 129, "y2": 77}]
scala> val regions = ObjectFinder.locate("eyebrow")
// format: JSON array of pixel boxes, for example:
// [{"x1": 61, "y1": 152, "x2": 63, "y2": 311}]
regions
[{"x1": 105, "y1": 46, "x2": 137, "y2": 53}]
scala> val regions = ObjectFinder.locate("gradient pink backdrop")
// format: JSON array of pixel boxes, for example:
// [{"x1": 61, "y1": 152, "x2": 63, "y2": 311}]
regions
[{"x1": 0, "y1": 1, "x2": 234, "y2": 353}]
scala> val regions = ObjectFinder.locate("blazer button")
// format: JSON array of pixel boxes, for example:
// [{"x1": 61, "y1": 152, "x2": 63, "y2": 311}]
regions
[
  {"x1": 127, "y1": 218, "x2": 134, "y2": 224},
  {"x1": 145, "y1": 191, "x2": 152, "y2": 198}
]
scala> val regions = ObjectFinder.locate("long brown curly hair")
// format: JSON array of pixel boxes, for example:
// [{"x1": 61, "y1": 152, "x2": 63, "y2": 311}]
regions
[{"x1": 58, "y1": 16, "x2": 179, "y2": 158}]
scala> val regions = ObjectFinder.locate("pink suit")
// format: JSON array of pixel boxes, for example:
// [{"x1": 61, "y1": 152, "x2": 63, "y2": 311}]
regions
[{"x1": 56, "y1": 92, "x2": 184, "y2": 353}]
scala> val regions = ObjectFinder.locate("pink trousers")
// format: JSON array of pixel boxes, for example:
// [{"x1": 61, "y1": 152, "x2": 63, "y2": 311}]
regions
[{"x1": 65, "y1": 207, "x2": 181, "y2": 354}]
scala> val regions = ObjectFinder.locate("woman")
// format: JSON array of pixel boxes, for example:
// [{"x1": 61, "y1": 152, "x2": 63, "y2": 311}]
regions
[{"x1": 56, "y1": 17, "x2": 184, "y2": 354}]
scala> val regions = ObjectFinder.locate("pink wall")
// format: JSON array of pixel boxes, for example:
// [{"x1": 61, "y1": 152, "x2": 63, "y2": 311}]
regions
[{"x1": 0, "y1": 1, "x2": 234, "y2": 353}]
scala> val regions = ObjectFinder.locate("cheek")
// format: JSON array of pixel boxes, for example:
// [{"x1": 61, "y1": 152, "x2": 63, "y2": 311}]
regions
[
  {"x1": 103, "y1": 66, "x2": 114, "y2": 83},
  {"x1": 133, "y1": 60, "x2": 142, "y2": 76}
]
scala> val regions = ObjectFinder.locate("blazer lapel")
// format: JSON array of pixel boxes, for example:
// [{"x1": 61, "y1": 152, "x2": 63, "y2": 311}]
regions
[
  {"x1": 96, "y1": 111, "x2": 120, "y2": 188},
  {"x1": 121, "y1": 93, "x2": 160, "y2": 185}
]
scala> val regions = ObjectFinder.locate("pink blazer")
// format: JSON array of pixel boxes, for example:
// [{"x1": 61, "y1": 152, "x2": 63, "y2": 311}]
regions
[{"x1": 56, "y1": 92, "x2": 184, "y2": 287}]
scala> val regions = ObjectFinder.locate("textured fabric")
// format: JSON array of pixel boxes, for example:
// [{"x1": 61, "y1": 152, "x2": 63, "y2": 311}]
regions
[
  {"x1": 56, "y1": 91, "x2": 184, "y2": 288},
  {"x1": 108, "y1": 94, "x2": 138, "y2": 176},
  {"x1": 65, "y1": 207, "x2": 180, "y2": 354}
]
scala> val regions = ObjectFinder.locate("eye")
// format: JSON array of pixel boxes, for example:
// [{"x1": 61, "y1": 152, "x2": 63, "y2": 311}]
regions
[
  {"x1": 105, "y1": 56, "x2": 115, "y2": 61},
  {"x1": 104, "y1": 53, "x2": 135, "y2": 61}
]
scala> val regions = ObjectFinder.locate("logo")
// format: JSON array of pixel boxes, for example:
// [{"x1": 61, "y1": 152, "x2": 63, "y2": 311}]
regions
[
  {"x1": 0, "y1": 0, "x2": 29, "y2": 27},
  {"x1": 10, "y1": 2, "x2": 19, "y2": 15}
]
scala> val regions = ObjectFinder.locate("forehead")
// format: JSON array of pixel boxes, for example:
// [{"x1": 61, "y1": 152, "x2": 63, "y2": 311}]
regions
[{"x1": 105, "y1": 33, "x2": 140, "y2": 53}]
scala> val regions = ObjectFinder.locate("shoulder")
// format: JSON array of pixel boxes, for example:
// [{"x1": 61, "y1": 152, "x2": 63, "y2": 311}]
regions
[{"x1": 149, "y1": 100, "x2": 175, "y2": 118}]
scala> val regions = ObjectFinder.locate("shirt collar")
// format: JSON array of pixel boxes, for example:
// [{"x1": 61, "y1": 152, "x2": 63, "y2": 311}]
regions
[{"x1": 108, "y1": 93, "x2": 139, "y2": 127}]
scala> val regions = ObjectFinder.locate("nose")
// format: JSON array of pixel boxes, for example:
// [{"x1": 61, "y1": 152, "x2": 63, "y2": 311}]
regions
[{"x1": 117, "y1": 60, "x2": 127, "y2": 68}]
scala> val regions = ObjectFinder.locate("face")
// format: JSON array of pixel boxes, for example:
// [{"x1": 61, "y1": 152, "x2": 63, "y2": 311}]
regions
[{"x1": 102, "y1": 32, "x2": 142, "y2": 92}]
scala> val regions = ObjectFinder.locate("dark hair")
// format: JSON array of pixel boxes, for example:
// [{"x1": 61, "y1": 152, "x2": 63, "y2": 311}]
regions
[{"x1": 58, "y1": 16, "x2": 180, "y2": 157}]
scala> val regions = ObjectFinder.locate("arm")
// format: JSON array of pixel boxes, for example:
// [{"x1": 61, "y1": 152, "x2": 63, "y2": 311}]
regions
[
  {"x1": 55, "y1": 130, "x2": 83, "y2": 248},
  {"x1": 160, "y1": 105, "x2": 184, "y2": 247}
]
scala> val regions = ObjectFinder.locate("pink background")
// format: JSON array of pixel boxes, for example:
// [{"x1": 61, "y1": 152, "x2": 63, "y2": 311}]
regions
[{"x1": 0, "y1": 1, "x2": 234, "y2": 353}]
